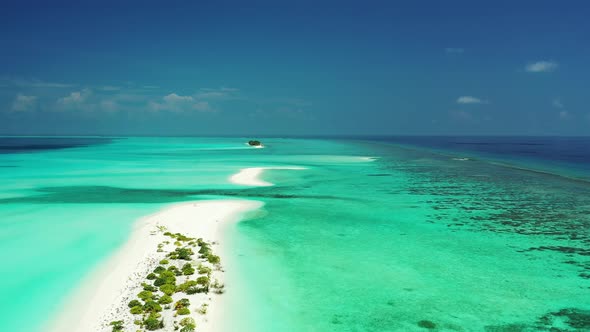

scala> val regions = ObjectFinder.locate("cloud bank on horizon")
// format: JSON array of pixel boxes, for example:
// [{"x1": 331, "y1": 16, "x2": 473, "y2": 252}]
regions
[{"x1": 0, "y1": 1, "x2": 589, "y2": 135}]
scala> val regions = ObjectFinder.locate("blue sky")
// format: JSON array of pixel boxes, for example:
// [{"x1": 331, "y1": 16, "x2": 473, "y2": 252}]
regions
[{"x1": 1, "y1": 0, "x2": 589, "y2": 136}]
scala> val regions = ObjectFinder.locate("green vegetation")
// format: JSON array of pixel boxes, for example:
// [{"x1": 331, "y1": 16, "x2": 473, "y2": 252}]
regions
[
  {"x1": 248, "y1": 140, "x2": 262, "y2": 146},
  {"x1": 211, "y1": 279, "x2": 225, "y2": 294},
  {"x1": 168, "y1": 247, "x2": 194, "y2": 260},
  {"x1": 158, "y1": 294, "x2": 173, "y2": 304},
  {"x1": 130, "y1": 305, "x2": 143, "y2": 315},
  {"x1": 207, "y1": 254, "x2": 221, "y2": 264},
  {"x1": 168, "y1": 265, "x2": 182, "y2": 276},
  {"x1": 109, "y1": 320, "x2": 124, "y2": 332},
  {"x1": 153, "y1": 270, "x2": 176, "y2": 286},
  {"x1": 109, "y1": 231, "x2": 223, "y2": 329},
  {"x1": 137, "y1": 290, "x2": 153, "y2": 301},
  {"x1": 198, "y1": 243, "x2": 211, "y2": 256},
  {"x1": 196, "y1": 276, "x2": 210, "y2": 286},
  {"x1": 174, "y1": 298, "x2": 190, "y2": 310},
  {"x1": 185, "y1": 286, "x2": 202, "y2": 295},
  {"x1": 128, "y1": 299, "x2": 141, "y2": 308},
  {"x1": 182, "y1": 263, "x2": 195, "y2": 275},
  {"x1": 196, "y1": 303, "x2": 208, "y2": 315},
  {"x1": 197, "y1": 264, "x2": 211, "y2": 275},
  {"x1": 160, "y1": 283, "x2": 176, "y2": 296},
  {"x1": 179, "y1": 317, "x2": 196, "y2": 332},
  {"x1": 143, "y1": 300, "x2": 163, "y2": 313},
  {"x1": 142, "y1": 283, "x2": 158, "y2": 292},
  {"x1": 177, "y1": 307, "x2": 190, "y2": 315},
  {"x1": 176, "y1": 280, "x2": 198, "y2": 293},
  {"x1": 143, "y1": 313, "x2": 164, "y2": 330}
]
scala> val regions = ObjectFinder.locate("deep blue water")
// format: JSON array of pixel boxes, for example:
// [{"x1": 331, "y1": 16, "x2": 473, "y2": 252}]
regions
[
  {"x1": 362, "y1": 136, "x2": 590, "y2": 180},
  {"x1": 0, "y1": 137, "x2": 113, "y2": 154}
]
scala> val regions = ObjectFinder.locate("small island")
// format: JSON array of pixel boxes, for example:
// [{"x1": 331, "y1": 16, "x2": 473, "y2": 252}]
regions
[{"x1": 247, "y1": 140, "x2": 264, "y2": 148}]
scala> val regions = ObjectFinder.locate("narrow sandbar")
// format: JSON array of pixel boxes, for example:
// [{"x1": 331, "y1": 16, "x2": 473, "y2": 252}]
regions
[
  {"x1": 229, "y1": 166, "x2": 306, "y2": 186},
  {"x1": 49, "y1": 199, "x2": 264, "y2": 332}
]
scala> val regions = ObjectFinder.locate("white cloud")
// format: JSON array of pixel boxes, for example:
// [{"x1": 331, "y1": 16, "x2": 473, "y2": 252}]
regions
[
  {"x1": 11, "y1": 94, "x2": 37, "y2": 111},
  {"x1": 552, "y1": 98, "x2": 564, "y2": 109},
  {"x1": 164, "y1": 93, "x2": 194, "y2": 104},
  {"x1": 445, "y1": 48, "x2": 464, "y2": 54},
  {"x1": 457, "y1": 96, "x2": 486, "y2": 104},
  {"x1": 149, "y1": 93, "x2": 212, "y2": 112},
  {"x1": 525, "y1": 61, "x2": 558, "y2": 73},
  {"x1": 58, "y1": 89, "x2": 92, "y2": 105}
]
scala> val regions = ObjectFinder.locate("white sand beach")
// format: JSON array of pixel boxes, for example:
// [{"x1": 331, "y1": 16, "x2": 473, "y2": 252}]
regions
[
  {"x1": 229, "y1": 166, "x2": 306, "y2": 186},
  {"x1": 49, "y1": 199, "x2": 264, "y2": 332}
]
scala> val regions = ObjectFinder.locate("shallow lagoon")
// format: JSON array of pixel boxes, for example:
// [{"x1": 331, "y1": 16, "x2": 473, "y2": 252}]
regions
[{"x1": 0, "y1": 137, "x2": 588, "y2": 331}]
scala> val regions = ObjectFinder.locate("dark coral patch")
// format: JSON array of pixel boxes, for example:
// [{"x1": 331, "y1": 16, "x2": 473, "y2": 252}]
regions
[{"x1": 417, "y1": 320, "x2": 436, "y2": 329}]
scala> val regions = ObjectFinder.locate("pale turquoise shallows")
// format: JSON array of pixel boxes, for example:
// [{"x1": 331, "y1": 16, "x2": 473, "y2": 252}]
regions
[{"x1": 0, "y1": 137, "x2": 588, "y2": 332}]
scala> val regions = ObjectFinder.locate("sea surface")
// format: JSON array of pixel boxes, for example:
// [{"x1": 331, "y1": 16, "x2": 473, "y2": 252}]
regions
[{"x1": 0, "y1": 136, "x2": 588, "y2": 331}]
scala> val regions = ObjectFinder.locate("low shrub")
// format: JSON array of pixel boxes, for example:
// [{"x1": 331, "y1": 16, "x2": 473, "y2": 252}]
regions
[
  {"x1": 174, "y1": 298, "x2": 190, "y2": 310},
  {"x1": 169, "y1": 247, "x2": 194, "y2": 260},
  {"x1": 197, "y1": 264, "x2": 211, "y2": 275},
  {"x1": 154, "y1": 270, "x2": 176, "y2": 286},
  {"x1": 128, "y1": 299, "x2": 141, "y2": 308},
  {"x1": 146, "y1": 273, "x2": 157, "y2": 280},
  {"x1": 143, "y1": 300, "x2": 162, "y2": 313},
  {"x1": 211, "y1": 279, "x2": 225, "y2": 294},
  {"x1": 207, "y1": 254, "x2": 221, "y2": 264},
  {"x1": 196, "y1": 276, "x2": 210, "y2": 286},
  {"x1": 160, "y1": 283, "x2": 176, "y2": 296},
  {"x1": 109, "y1": 320, "x2": 124, "y2": 332},
  {"x1": 153, "y1": 266, "x2": 166, "y2": 274},
  {"x1": 177, "y1": 307, "x2": 190, "y2": 315},
  {"x1": 196, "y1": 303, "x2": 208, "y2": 315},
  {"x1": 182, "y1": 263, "x2": 195, "y2": 275},
  {"x1": 143, "y1": 283, "x2": 157, "y2": 292},
  {"x1": 130, "y1": 305, "x2": 143, "y2": 315},
  {"x1": 180, "y1": 317, "x2": 196, "y2": 332},
  {"x1": 185, "y1": 286, "x2": 202, "y2": 295},
  {"x1": 159, "y1": 259, "x2": 169, "y2": 265},
  {"x1": 176, "y1": 280, "x2": 197, "y2": 293},
  {"x1": 158, "y1": 294, "x2": 173, "y2": 305},
  {"x1": 143, "y1": 313, "x2": 164, "y2": 331},
  {"x1": 137, "y1": 290, "x2": 153, "y2": 301},
  {"x1": 198, "y1": 244, "x2": 211, "y2": 256}
]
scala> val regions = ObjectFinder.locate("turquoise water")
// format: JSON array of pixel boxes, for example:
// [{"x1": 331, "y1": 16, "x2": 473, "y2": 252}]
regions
[{"x1": 0, "y1": 137, "x2": 589, "y2": 331}]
